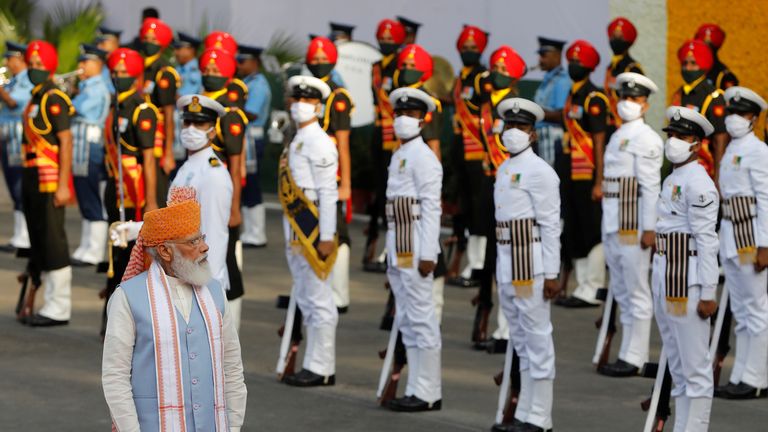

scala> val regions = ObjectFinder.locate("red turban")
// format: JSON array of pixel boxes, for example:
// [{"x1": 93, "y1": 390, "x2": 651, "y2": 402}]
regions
[
  {"x1": 140, "y1": 18, "x2": 173, "y2": 48},
  {"x1": 677, "y1": 39, "x2": 714, "y2": 71},
  {"x1": 456, "y1": 25, "x2": 489, "y2": 53},
  {"x1": 376, "y1": 19, "x2": 405, "y2": 45},
  {"x1": 607, "y1": 17, "x2": 637, "y2": 44},
  {"x1": 108, "y1": 48, "x2": 144, "y2": 77},
  {"x1": 306, "y1": 36, "x2": 338, "y2": 65},
  {"x1": 695, "y1": 24, "x2": 725, "y2": 49},
  {"x1": 490, "y1": 46, "x2": 526, "y2": 79},
  {"x1": 204, "y1": 31, "x2": 238, "y2": 55},
  {"x1": 200, "y1": 48, "x2": 236, "y2": 79},
  {"x1": 397, "y1": 44, "x2": 433, "y2": 82},
  {"x1": 26, "y1": 40, "x2": 58, "y2": 74},
  {"x1": 566, "y1": 39, "x2": 600, "y2": 70}
]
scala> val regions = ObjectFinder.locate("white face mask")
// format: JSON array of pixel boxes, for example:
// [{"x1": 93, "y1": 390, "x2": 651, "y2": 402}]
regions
[
  {"x1": 725, "y1": 114, "x2": 752, "y2": 138},
  {"x1": 665, "y1": 137, "x2": 695, "y2": 164},
  {"x1": 393, "y1": 115, "x2": 422, "y2": 140},
  {"x1": 616, "y1": 100, "x2": 643, "y2": 122},
  {"x1": 180, "y1": 126, "x2": 213, "y2": 151},
  {"x1": 501, "y1": 127, "x2": 531, "y2": 154},
  {"x1": 290, "y1": 101, "x2": 318, "y2": 124}
]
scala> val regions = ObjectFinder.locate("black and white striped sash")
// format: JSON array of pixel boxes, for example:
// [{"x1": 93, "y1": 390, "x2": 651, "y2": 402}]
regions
[
  {"x1": 723, "y1": 196, "x2": 757, "y2": 264},
  {"x1": 605, "y1": 176, "x2": 640, "y2": 244},
  {"x1": 656, "y1": 232, "x2": 695, "y2": 316},
  {"x1": 497, "y1": 218, "x2": 539, "y2": 295},
  {"x1": 386, "y1": 197, "x2": 421, "y2": 268}
]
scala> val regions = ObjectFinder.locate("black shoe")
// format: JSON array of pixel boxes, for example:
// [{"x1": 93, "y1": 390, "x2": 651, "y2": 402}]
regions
[
  {"x1": 380, "y1": 315, "x2": 394, "y2": 331},
  {"x1": 598, "y1": 359, "x2": 640, "y2": 377},
  {"x1": 446, "y1": 276, "x2": 479, "y2": 288},
  {"x1": 491, "y1": 419, "x2": 525, "y2": 431},
  {"x1": 388, "y1": 395, "x2": 442, "y2": 412},
  {"x1": 554, "y1": 296, "x2": 599, "y2": 308},
  {"x1": 28, "y1": 314, "x2": 69, "y2": 327},
  {"x1": 71, "y1": 259, "x2": 95, "y2": 267},
  {"x1": 0, "y1": 243, "x2": 16, "y2": 253},
  {"x1": 714, "y1": 382, "x2": 739, "y2": 398},
  {"x1": 243, "y1": 242, "x2": 267, "y2": 249},
  {"x1": 720, "y1": 382, "x2": 768, "y2": 400},
  {"x1": 337, "y1": 306, "x2": 349, "y2": 314},
  {"x1": 484, "y1": 338, "x2": 508, "y2": 354},
  {"x1": 518, "y1": 423, "x2": 552, "y2": 432},
  {"x1": 283, "y1": 369, "x2": 335, "y2": 387},
  {"x1": 363, "y1": 261, "x2": 388, "y2": 273}
]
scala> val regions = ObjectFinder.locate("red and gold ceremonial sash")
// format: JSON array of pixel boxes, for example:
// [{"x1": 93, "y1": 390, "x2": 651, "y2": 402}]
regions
[
  {"x1": 377, "y1": 86, "x2": 398, "y2": 151},
  {"x1": 480, "y1": 101, "x2": 507, "y2": 175},
  {"x1": 105, "y1": 111, "x2": 146, "y2": 218},
  {"x1": 604, "y1": 68, "x2": 621, "y2": 129},
  {"x1": 563, "y1": 94, "x2": 595, "y2": 181},
  {"x1": 23, "y1": 98, "x2": 62, "y2": 193},
  {"x1": 453, "y1": 80, "x2": 486, "y2": 161}
]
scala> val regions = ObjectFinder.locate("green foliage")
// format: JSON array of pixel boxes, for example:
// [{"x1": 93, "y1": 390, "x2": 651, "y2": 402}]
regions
[
  {"x1": 0, "y1": 0, "x2": 36, "y2": 41},
  {"x1": 265, "y1": 31, "x2": 303, "y2": 66},
  {"x1": 42, "y1": 0, "x2": 104, "y2": 73}
]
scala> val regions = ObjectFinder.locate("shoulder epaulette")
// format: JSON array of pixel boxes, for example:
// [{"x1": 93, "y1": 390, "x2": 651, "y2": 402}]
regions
[
  {"x1": 231, "y1": 78, "x2": 248, "y2": 95},
  {"x1": 209, "y1": 156, "x2": 222, "y2": 167}
]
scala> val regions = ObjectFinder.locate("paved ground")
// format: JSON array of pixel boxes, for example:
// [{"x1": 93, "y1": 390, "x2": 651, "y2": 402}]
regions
[{"x1": 0, "y1": 197, "x2": 767, "y2": 431}]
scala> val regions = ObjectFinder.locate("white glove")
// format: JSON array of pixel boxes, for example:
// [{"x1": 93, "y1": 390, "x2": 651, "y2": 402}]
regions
[{"x1": 109, "y1": 221, "x2": 143, "y2": 248}]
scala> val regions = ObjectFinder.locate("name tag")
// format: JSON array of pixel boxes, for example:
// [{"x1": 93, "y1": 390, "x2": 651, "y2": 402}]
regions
[
  {"x1": 118, "y1": 117, "x2": 129, "y2": 133},
  {"x1": 29, "y1": 105, "x2": 40, "y2": 119}
]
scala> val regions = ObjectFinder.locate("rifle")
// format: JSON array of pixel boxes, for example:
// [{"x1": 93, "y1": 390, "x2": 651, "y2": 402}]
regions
[
  {"x1": 276, "y1": 290, "x2": 300, "y2": 380},
  {"x1": 15, "y1": 272, "x2": 38, "y2": 322},
  {"x1": 593, "y1": 287, "x2": 617, "y2": 369},
  {"x1": 494, "y1": 341, "x2": 520, "y2": 425},
  {"x1": 642, "y1": 350, "x2": 671, "y2": 432},
  {"x1": 380, "y1": 282, "x2": 395, "y2": 330},
  {"x1": 377, "y1": 315, "x2": 404, "y2": 405},
  {"x1": 710, "y1": 286, "x2": 731, "y2": 387}
]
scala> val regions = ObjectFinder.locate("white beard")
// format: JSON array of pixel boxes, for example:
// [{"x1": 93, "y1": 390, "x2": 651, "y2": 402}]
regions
[{"x1": 171, "y1": 252, "x2": 212, "y2": 287}]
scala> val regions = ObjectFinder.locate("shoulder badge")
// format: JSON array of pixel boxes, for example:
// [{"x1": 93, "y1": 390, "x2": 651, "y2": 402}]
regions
[
  {"x1": 159, "y1": 78, "x2": 170, "y2": 89},
  {"x1": 49, "y1": 104, "x2": 61, "y2": 116},
  {"x1": 229, "y1": 123, "x2": 242, "y2": 136},
  {"x1": 209, "y1": 157, "x2": 221, "y2": 167},
  {"x1": 589, "y1": 104, "x2": 601, "y2": 116},
  {"x1": 140, "y1": 119, "x2": 153, "y2": 131},
  {"x1": 713, "y1": 105, "x2": 725, "y2": 117},
  {"x1": 228, "y1": 91, "x2": 239, "y2": 102},
  {"x1": 334, "y1": 100, "x2": 347, "y2": 112}
]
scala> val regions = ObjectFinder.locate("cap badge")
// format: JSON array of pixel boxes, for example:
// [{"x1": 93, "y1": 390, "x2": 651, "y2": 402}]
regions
[
  {"x1": 189, "y1": 96, "x2": 202, "y2": 113},
  {"x1": 627, "y1": 80, "x2": 636, "y2": 88},
  {"x1": 512, "y1": 101, "x2": 520, "y2": 113},
  {"x1": 673, "y1": 110, "x2": 681, "y2": 121}
]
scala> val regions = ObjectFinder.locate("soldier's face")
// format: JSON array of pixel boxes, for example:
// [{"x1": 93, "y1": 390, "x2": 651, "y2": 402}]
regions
[
  {"x1": 203, "y1": 62, "x2": 223, "y2": 77},
  {"x1": 620, "y1": 94, "x2": 649, "y2": 113},
  {"x1": 79, "y1": 59, "x2": 102, "y2": 79},
  {"x1": 395, "y1": 108, "x2": 425, "y2": 121},
  {"x1": 378, "y1": 33, "x2": 395, "y2": 44},
  {"x1": 28, "y1": 55, "x2": 47, "y2": 72},
  {"x1": 112, "y1": 62, "x2": 130, "y2": 78},
  {"x1": 681, "y1": 59, "x2": 701, "y2": 72},
  {"x1": 142, "y1": 32, "x2": 159, "y2": 45},
  {"x1": 460, "y1": 40, "x2": 479, "y2": 53},
  {"x1": 98, "y1": 38, "x2": 119, "y2": 54},
  {"x1": 174, "y1": 46, "x2": 195, "y2": 64},
  {"x1": 401, "y1": 57, "x2": 417, "y2": 70},
  {"x1": 5, "y1": 55, "x2": 25, "y2": 75},
  {"x1": 504, "y1": 122, "x2": 534, "y2": 134},
  {"x1": 492, "y1": 63, "x2": 510, "y2": 76},
  {"x1": 308, "y1": 52, "x2": 330, "y2": 65},
  {"x1": 667, "y1": 131, "x2": 698, "y2": 144}
]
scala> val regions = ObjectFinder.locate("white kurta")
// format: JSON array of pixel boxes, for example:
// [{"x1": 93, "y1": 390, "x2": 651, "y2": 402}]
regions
[
  {"x1": 102, "y1": 278, "x2": 246, "y2": 432},
  {"x1": 601, "y1": 118, "x2": 662, "y2": 367},
  {"x1": 282, "y1": 121, "x2": 339, "y2": 377},
  {"x1": 494, "y1": 146, "x2": 560, "y2": 430},
  {"x1": 385, "y1": 135, "x2": 443, "y2": 404},
  {"x1": 718, "y1": 131, "x2": 768, "y2": 389},
  {"x1": 170, "y1": 146, "x2": 233, "y2": 293},
  {"x1": 653, "y1": 161, "x2": 718, "y2": 427}
]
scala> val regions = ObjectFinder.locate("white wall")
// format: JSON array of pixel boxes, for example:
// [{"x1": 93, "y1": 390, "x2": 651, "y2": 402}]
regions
[{"x1": 88, "y1": 0, "x2": 612, "y2": 81}]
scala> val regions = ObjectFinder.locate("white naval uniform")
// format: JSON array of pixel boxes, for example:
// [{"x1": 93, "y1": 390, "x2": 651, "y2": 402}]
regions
[
  {"x1": 283, "y1": 121, "x2": 339, "y2": 377},
  {"x1": 718, "y1": 131, "x2": 768, "y2": 390},
  {"x1": 170, "y1": 146, "x2": 234, "y2": 324},
  {"x1": 494, "y1": 147, "x2": 560, "y2": 430},
  {"x1": 653, "y1": 161, "x2": 719, "y2": 432},
  {"x1": 601, "y1": 118, "x2": 663, "y2": 368},
  {"x1": 385, "y1": 135, "x2": 443, "y2": 404}
]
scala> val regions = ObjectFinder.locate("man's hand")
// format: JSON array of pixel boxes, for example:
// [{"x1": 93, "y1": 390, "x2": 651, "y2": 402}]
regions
[
  {"x1": 109, "y1": 221, "x2": 142, "y2": 248},
  {"x1": 755, "y1": 247, "x2": 768, "y2": 273},
  {"x1": 641, "y1": 230, "x2": 655, "y2": 250},
  {"x1": 418, "y1": 260, "x2": 436, "y2": 278},
  {"x1": 543, "y1": 278, "x2": 561, "y2": 300},
  {"x1": 162, "y1": 153, "x2": 176, "y2": 175},
  {"x1": 228, "y1": 206, "x2": 242, "y2": 228},
  {"x1": 143, "y1": 200, "x2": 158, "y2": 213},
  {"x1": 53, "y1": 187, "x2": 71, "y2": 208},
  {"x1": 591, "y1": 182, "x2": 603, "y2": 201},
  {"x1": 317, "y1": 240, "x2": 335, "y2": 259},
  {"x1": 697, "y1": 299, "x2": 717, "y2": 320},
  {"x1": 338, "y1": 184, "x2": 351, "y2": 201}
]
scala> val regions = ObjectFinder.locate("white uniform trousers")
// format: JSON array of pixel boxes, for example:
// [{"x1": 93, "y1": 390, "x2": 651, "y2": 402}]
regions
[
  {"x1": 285, "y1": 246, "x2": 338, "y2": 377},
  {"x1": 38, "y1": 266, "x2": 73, "y2": 321},
  {"x1": 652, "y1": 255, "x2": 712, "y2": 432},
  {"x1": 604, "y1": 233, "x2": 653, "y2": 368},
  {"x1": 723, "y1": 257, "x2": 768, "y2": 389},
  {"x1": 387, "y1": 265, "x2": 442, "y2": 403},
  {"x1": 571, "y1": 243, "x2": 606, "y2": 304},
  {"x1": 499, "y1": 276, "x2": 555, "y2": 430}
]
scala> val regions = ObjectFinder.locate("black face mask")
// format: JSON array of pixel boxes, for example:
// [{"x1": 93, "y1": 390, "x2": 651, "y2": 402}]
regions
[
  {"x1": 489, "y1": 71, "x2": 513, "y2": 90},
  {"x1": 396, "y1": 69, "x2": 424, "y2": 87},
  {"x1": 568, "y1": 63, "x2": 591, "y2": 81},
  {"x1": 114, "y1": 77, "x2": 136, "y2": 93},
  {"x1": 142, "y1": 42, "x2": 161, "y2": 57},
  {"x1": 609, "y1": 38, "x2": 631, "y2": 55},
  {"x1": 379, "y1": 42, "x2": 398, "y2": 56},
  {"x1": 681, "y1": 69, "x2": 705, "y2": 84},
  {"x1": 28, "y1": 68, "x2": 50, "y2": 86},
  {"x1": 202, "y1": 75, "x2": 229, "y2": 92},
  {"x1": 307, "y1": 63, "x2": 334, "y2": 79},
  {"x1": 460, "y1": 51, "x2": 481, "y2": 67}
]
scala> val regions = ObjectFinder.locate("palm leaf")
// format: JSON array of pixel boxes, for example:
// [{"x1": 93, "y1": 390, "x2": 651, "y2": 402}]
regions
[
  {"x1": 0, "y1": 0, "x2": 36, "y2": 40},
  {"x1": 265, "y1": 31, "x2": 303, "y2": 66},
  {"x1": 43, "y1": 0, "x2": 104, "y2": 73}
]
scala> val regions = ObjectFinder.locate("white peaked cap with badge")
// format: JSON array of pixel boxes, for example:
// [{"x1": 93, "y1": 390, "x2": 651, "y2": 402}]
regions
[
  {"x1": 287, "y1": 75, "x2": 331, "y2": 100},
  {"x1": 724, "y1": 86, "x2": 768, "y2": 111},
  {"x1": 176, "y1": 94, "x2": 226, "y2": 121},
  {"x1": 664, "y1": 105, "x2": 715, "y2": 137},
  {"x1": 497, "y1": 98, "x2": 545, "y2": 123},
  {"x1": 615, "y1": 72, "x2": 658, "y2": 94},
  {"x1": 389, "y1": 87, "x2": 436, "y2": 113}
]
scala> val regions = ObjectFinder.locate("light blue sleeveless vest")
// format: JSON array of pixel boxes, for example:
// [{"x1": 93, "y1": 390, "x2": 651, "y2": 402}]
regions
[{"x1": 122, "y1": 271, "x2": 227, "y2": 431}]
